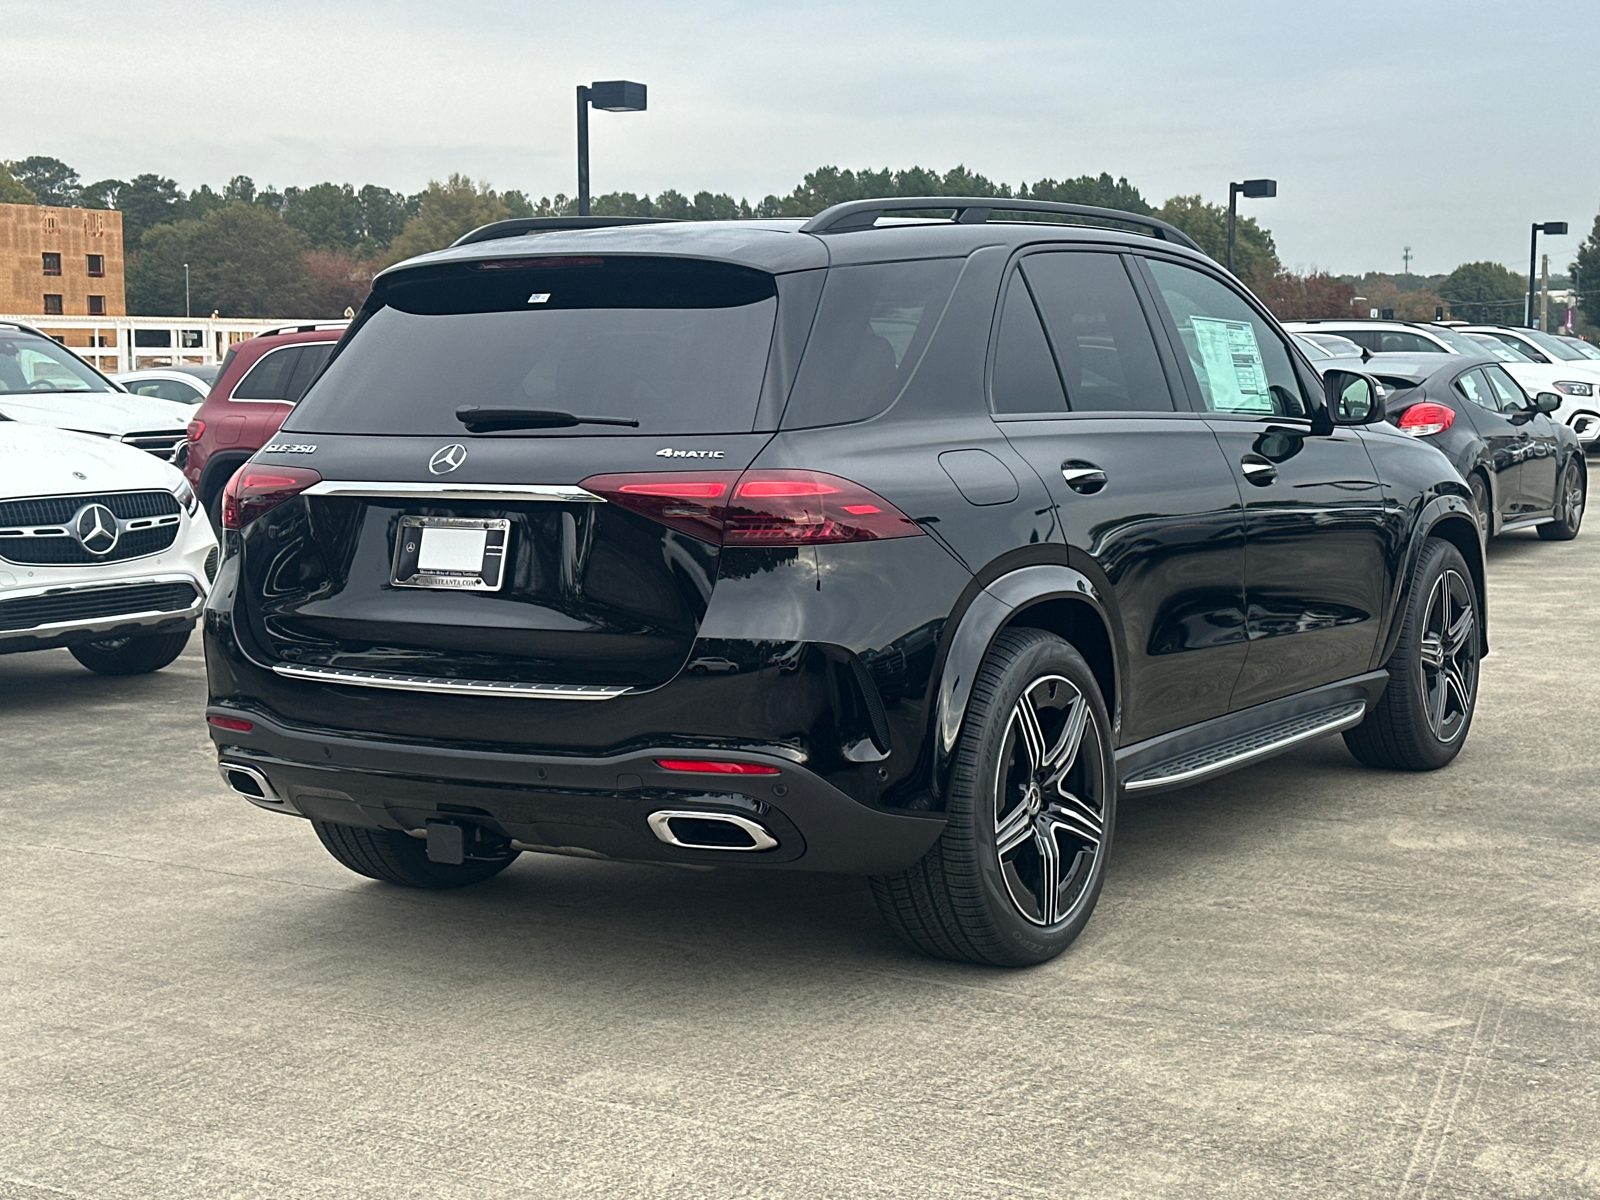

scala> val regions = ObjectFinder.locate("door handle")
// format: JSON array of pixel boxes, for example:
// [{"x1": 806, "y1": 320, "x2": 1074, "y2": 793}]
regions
[
  {"x1": 1240, "y1": 455, "x2": 1278, "y2": 485},
  {"x1": 1060, "y1": 462, "x2": 1108, "y2": 494}
]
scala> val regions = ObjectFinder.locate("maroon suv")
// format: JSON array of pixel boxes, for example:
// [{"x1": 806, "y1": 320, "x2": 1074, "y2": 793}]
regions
[{"x1": 184, "y1": 323, "x2": 346, "y2": 528}]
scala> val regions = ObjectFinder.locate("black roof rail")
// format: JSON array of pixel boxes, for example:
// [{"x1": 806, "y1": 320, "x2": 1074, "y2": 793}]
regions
[
  {"x1": 799, "y1": 196, "x2": 1203, "y2": 252},
  {"x1": 452, "y1": 215, "x2": 680, "y2": 247}
]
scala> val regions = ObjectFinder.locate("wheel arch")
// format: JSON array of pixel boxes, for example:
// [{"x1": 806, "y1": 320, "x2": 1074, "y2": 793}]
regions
[
  {"x1": 929, "y1": 564, "x2": 1123, "y2": 808},
  {"x1": 197, "y1": 450, "x2": 253, "y2": 507},
  {"x1": 1378, "y1": 500, "x2": 1487, "y2": 667}
]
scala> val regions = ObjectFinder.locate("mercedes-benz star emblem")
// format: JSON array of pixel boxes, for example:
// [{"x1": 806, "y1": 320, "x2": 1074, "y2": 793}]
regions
[
  {"x1": 429, "y1": 444, "x2": 468, "y2": 475},
  {"x1": 73, "y1": 503, "x2": 119, "y2": 556}
]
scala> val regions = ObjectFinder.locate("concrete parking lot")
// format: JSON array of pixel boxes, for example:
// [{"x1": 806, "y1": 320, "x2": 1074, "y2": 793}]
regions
[{"x1": 2, "y1": 528, "x2": 1597, "y2": 1199}]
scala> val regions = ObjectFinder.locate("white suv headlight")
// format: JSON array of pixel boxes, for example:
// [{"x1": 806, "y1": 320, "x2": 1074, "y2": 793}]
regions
[
  {"x1": 1553, "y1": 380, "x2": 1593, "y2": 396},
  {"x1": 173, "y1": 476, "x2": 199, "y2": 514}
]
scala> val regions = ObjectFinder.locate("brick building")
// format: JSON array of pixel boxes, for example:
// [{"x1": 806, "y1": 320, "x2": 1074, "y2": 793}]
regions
[{"x1": 0, "y1": 201, "x2": 126, "y2": 320}]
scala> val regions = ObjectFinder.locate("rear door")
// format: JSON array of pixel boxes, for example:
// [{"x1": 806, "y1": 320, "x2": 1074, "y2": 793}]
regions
[
  {"x1": 1140, "y1": 256, "x2": 1390, "y2": 710},
  {"x1": 1454, "y1": 367, "x2": 1523, "y2": 518},
  {"x1": 992, "y1": 249, "x2": 1248, "y2": 743}
]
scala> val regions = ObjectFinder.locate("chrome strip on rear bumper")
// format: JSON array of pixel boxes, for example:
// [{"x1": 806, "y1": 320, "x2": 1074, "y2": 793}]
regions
[
  {"x1": 303, "y1": 482, "x2": 602, "y2": 503},
  {"x1": 271, "y1": 662, "x2": 630, "y2": 700}
]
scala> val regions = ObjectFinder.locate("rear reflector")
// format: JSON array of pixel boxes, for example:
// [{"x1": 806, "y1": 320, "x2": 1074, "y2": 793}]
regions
[
  {"x1": 222, "y1": 465, "x2": 322, "y2": 530},
  {"x1": 208, "y1": 715, "x2": 254, "y2": 732},
  {"x1": 1397, "y1": 402, "x2": 1455, "y2": 438},
  {"x1": 581, "y1": 469, "x2": 924, "y2": 546},
  {"x1": 655, "y1": 759, "x2": 781, "y2": 775}
]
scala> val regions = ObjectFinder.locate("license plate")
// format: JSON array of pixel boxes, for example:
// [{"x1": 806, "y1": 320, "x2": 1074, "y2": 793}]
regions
[{"x1": 391, "y1": 516, "x2": 509, "y2": 591}]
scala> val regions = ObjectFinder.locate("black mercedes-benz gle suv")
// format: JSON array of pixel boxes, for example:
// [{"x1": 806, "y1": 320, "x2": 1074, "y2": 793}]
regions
[{"x1": 205, "y1": 198, "x2": 1487, "y2": 965}]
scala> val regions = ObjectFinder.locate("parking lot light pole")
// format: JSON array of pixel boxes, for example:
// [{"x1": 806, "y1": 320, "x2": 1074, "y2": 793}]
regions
[
  {"x1": 1527, "y1": 221, "x2": 1567, "y2": 326},
  {"x1": 1226, "y1": 179, "x2": 1276, "y2": 275},
  {"x1": 576, "y1": 80, "x2": 647, "y2": 216},
  {"x1": 183, "y1": 263, "x2": 190, "y2": 319}
]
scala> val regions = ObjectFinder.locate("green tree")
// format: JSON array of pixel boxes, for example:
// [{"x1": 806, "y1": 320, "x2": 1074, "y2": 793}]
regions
[
  {"x1": 6, "y1": 156, "x2": 79, "y2": 206},
  {"x1": 387, "y1": 175, "x2": 510, "y2": 262},
  {"x1": 1571, "y1": 215, "x2": 1600, "y2": 329},
  {"x1": 1154, "y1": 195, "x2": 1278, "y2": 276},
  {"x1": 284, "y1": 182, "x2": 362, "y2": 250},
  {"x1": 1438, "y1": 261, "x2": 1526, "y2": 324},
  {"x1": 80, "y1": 178, "x2": 124, "y2": 209},
  {"x1": 355, "y1": 185, "x2": 410, "y2": 253},
  {"x1": 224, "y1": 175, "x2": 257, "y2": 204},
  {"x1": 0, "y1": 162, "x2": 37, "y2": 204},
  {"x1": 128, "y1": 202, "x2": 312, "y2": 316},
  {"x1": 177, "y1": 184, "x2": 227, "y2": 222},
  {"x1": 1025, "y1": 173, "x2": 1151, "y2": 214},
  {"x1": 118, "y1": 174, "x2": 182, "y2": 244}
]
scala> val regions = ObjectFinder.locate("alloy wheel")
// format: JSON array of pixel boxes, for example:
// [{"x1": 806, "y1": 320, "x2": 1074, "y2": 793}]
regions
[
  {"x1": 1563, "y1": 462, "x2": 1584, "y2": 533},
  {"x1": 992, "y1": 675, "x2": 1107, "y2": 926},
  {"x1": 1417, "y1": 569, "x2": 1477, "y2": 744}
]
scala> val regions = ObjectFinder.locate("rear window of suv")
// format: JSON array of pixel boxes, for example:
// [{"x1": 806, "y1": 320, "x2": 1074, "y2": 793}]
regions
[{"x1": 287, "y1": 257, "x2": 780, "y2": 436}]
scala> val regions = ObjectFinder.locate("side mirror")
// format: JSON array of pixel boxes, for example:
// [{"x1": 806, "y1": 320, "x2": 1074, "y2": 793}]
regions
[
  {"x1": 1535, "y1": 391, "x2": 1563, "y2": 415},
  {"x1": 1320, "y1": 369, "x2": 1386, "y2": 427}
]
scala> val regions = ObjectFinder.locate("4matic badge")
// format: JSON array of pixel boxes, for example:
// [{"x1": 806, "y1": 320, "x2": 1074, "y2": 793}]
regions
[{"x1": 655, "y1": 447, "x2": 725, "y2": 459}]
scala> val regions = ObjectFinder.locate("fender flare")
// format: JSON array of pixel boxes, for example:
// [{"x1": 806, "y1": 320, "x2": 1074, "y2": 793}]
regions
[
  {"x1": 1375, "y1": 492, "x2": 1487, "y2": 668},
  {"x1": 929, "y1": 564, "x2": 1121, "y2": 803}
]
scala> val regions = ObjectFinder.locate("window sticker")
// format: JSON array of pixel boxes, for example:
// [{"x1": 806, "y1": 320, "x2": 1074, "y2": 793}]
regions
[{"x1": 1191, "y1": 316, "x2": 1272, "y2": 412}]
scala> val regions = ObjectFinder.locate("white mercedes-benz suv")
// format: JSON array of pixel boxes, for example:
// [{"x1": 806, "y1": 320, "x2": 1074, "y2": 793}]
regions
[{"x1": 0, "y1": 418, "x2": 217, "y2": 674}]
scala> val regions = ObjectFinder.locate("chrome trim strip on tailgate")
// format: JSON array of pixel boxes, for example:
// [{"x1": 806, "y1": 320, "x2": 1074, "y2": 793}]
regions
[
  {"x1": 303, "y1": 482, "x2": 602, "y2": 503},
  {"x1": 271, "y1": 662, "x2": 630, "y2": 700}
]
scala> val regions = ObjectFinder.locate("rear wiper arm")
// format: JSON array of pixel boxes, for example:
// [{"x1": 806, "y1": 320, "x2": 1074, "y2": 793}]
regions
[{"x1": 455, "y1": 405, "x2": 639, "y2": 433}]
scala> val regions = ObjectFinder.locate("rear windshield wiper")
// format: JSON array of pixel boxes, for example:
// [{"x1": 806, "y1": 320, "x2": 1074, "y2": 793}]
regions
[{"x1": 455, "y1": 405, "x2": 639, "y2": 433}]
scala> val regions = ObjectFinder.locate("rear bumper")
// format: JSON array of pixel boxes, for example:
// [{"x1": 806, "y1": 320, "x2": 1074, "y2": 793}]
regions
[{"x1": 208, "y1": 704, "x2": 946, "y2": 875}]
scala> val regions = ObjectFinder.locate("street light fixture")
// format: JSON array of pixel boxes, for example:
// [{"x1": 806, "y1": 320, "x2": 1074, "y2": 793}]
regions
[
  {"x1": 1527, "y1": 221, "x2": 1568, "y2": 327},
  {"x1": 576, "y1": 80, "x2": 647, "y2": 216},
  {"x1": 1227, "y1": 179, "x2": 1276, "y2": 275}
]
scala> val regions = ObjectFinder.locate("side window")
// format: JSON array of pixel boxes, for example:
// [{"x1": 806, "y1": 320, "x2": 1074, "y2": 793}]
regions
[
  {"x1": 1455, "y1": 369, "x2": 1496, "y2": 411},
  {"x1": 991, "y1": 273, "x2": 1066, "y2": 414},
  {"x1": 1482, "y1": 365, "x2": 1527, "y2": 411},
  {"x1": 1145, "y1": 259, "x2": 1308, "y2": 417},
  {"x1": 1022, "y1": 252, "x2": 1173, "y2": 412},
  {"x1": 1341, "y1": 329, "x2": 1383, "y2": 354},
  {"x1": 1379, "y1": 331, "x2": 1441, "y2": 354},
  {"x1": 782, "y1": 258, "x2": 962, "y2": 428},
  {"x1": 285, "y1": 342, "x2": 335, "y2": 402},
  {"x1": 232, "y1": 346, "x2": 303, "y2": 401}
]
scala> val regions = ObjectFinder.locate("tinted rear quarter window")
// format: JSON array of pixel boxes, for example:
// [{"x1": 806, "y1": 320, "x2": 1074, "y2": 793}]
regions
[
  {"x1": 991, "y1": 273, "x2": 1067, "y2": 414},
  {"x1": 1023, "y1": 252, "x2": 1172, "y2": 412},
  {"x1": 290, "y1": 258, "x2": 779, "y2": 436},
  {"x1": 233, "y1": 345, "x2": 304, "y2": 401},
  {"x1": 781, "y1": 258, "x2": 962, "y2": 428}
]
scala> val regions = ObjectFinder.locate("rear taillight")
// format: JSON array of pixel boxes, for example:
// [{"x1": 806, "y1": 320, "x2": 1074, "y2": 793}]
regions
[
  {"x1": 186, "y1": 419, "x2": 205, "y2": 441},
  {"x1": 580, "y1": 469, "x2": 924, "y2": 546},
  {"x1": 655, "y1": 759, "x2": 781, "y2": 775},
  {"x1": 1397, "y1": 402, "x2": 1455, "y2": 438},
  {"x1": 222, "y1": 465, "x2": 321, "y2": 530},
  {"x1": 208, "y1": 716, "x2": 254, "y2": 732}
]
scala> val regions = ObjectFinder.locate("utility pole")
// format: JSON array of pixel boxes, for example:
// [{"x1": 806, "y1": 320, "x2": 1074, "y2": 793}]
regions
[
  {"x1": 1403, "y1": 246, "x2": 1412, "y2": 275},
  {"x1": 1540, "y1": 254, "x2": 1550, "y2": 332},
  {"x1": 183, "y1": 263, "x2": 190, "y2": 319}
]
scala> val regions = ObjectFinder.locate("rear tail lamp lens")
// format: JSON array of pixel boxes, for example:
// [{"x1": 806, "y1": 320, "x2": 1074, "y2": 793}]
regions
[
  {"x1": 207, "y1": 716, "x2": 254, "y2": 732},
  {"x1": 186, "y1": 419, "x2": 205, "y2": 441},
  {"x1": 222, "y1": 464, "x2": 321, "y2": 530},
  {"x1": 1397, "y1": 402, "x2": 1455, "y2": 438},
  {"x1": 655, "y1": 759, "x2": 780, "y2": 775},
  {"x1": 580, "y1": 469, "x2": 923, "y2": 546}
]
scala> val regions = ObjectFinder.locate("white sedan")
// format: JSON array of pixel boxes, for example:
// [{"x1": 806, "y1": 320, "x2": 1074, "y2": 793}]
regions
[{"x1": 0, "y1": 419, "x2": 217, "y2": 675}]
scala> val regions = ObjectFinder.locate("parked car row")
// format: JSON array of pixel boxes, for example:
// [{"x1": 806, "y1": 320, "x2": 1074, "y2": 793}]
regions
[{"x1": 1287, "y1": 318, "x2": 1600, "y2": 450}]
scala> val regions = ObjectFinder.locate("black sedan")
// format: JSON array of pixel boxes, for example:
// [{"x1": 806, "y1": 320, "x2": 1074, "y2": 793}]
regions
[{"x1": 1318, "y1": 353, "x2": 1585, "y2": 540}]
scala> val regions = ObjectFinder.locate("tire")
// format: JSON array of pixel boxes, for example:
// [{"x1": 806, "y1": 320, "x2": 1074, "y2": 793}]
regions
[
  {"x1": 871, "y1": 629, "x2": 1115, "y2": 967},
  {"x1": 1537, "y1": 457, "x2": 1585, "y2": 541},
  {"x1": 205, "y1": 487, "x2": 226, "y2": 538},
  {"x1": 311, "y1": 819, "x2": 519, "y2": 889},
  {"x1": 69, "y1": 630, "x2": 190, "y2": 676},
  {"x1": 1344, "y1": 538, "x2": 1480, "y2": 771},
  {"x1": 1468, "y1": 471, "x2": 1492, "y2": 538}
]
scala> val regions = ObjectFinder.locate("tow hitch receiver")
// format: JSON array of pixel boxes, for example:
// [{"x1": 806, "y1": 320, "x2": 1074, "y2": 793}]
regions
[{"x1": 425, "y1": 822, "x2": 466, "y2": 865}]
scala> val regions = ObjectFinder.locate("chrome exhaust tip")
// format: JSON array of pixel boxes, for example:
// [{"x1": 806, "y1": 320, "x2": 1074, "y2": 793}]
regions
[
  {"x1": 647, "y1": 810, "x2": 778, "y2": 852},
  {"x1": 219, "y1": 763, "x2": 296, "y2": 813}
]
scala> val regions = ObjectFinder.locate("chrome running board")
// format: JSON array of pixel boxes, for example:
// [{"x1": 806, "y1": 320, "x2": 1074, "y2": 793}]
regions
[
  {"x1": 1122, "y1": 701, "x2": 1366, "y2": 792},
  {"x1": 271, "y1": 663, "x2": 630, "y2": 700}
]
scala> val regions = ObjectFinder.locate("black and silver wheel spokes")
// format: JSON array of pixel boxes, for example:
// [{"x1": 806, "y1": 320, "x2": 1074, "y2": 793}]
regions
[
  {"x1": 1418, "y1": 568, "x2": 1477, "y2": 743},
  {"x1": 993, "y1": 675, "x2": 1106, "y2": 926},
  {"x1": 1564, "y1": 464, "x2": 1584, "y2": 531}
]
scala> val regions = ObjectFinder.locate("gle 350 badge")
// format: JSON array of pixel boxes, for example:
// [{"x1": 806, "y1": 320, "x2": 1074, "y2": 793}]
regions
[{"x1": 262, "y1": 443, "x2": 317, "y2": 454}]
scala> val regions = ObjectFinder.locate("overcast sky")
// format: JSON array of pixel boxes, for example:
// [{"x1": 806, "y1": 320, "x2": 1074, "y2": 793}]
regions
[{"x1": 7, "y1": 0, "x2": 1596, "y2": 277}]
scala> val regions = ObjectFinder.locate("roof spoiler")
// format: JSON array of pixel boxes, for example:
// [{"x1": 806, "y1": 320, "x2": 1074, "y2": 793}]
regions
[
  {"x1": 452, "y1": 216, "x2": 680, "y2": 247},
  {"x1": 798, "y1": 196, "x2": 1203, "y2": 252}
]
